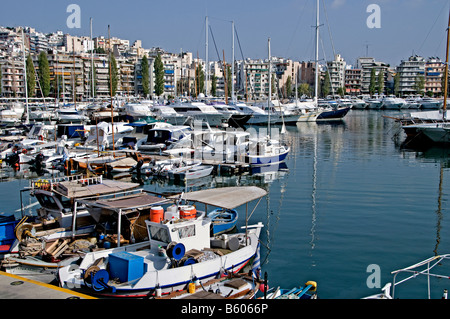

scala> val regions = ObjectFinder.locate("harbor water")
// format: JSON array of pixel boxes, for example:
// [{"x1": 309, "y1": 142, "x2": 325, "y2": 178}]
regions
[{"x1": 1, "y1": 109, "x2": 450, "y2": 299}]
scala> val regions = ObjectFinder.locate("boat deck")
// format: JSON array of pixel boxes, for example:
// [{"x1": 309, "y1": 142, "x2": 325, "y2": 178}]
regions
[{"x1": 0, "y1": 271, "x2": 96, "y2": 299}]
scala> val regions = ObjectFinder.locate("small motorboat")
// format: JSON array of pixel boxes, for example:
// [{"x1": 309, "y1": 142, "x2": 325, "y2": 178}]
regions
[
  {"x1": 264, "y1": 281, "x2": 318, "y2": 299},
  {"x1": 208, "y1": 208, "x2": 238, "y2": 236},
  {"x1": 177, "y1": 164, "x2": 214, "y2": 181},
  {"x1": 155, "y1": 272, "x2": 261, "y2": 300}
]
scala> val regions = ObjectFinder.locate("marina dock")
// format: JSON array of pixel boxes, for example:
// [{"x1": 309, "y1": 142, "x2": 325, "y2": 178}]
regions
[{"x1": 0, "y1": 271, "x2": 96, "y2": 299}]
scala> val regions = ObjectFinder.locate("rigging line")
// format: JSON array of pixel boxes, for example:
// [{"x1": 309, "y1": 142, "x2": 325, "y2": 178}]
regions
[
  {"x1": 195, "y1": 20, "x2": 206, "y2": 58},
  {"x1": 209, "y1": 25, "x2": 222, "y2": 62},
  {"x1": 418, "y1": 0, "x2": 449, "y2": 54},
  {"x1": 234, "y1": 26, "x2": 245, "y2": 61},
  {"x1": 284, "y1": 0, "x2": 310, "y2": 58},
  {"x1": 320, "y1": 35, "x2": 335, "y2": 96},
  {"x1": 321, "y1": 0, "x2": 336, "y2": 58}
]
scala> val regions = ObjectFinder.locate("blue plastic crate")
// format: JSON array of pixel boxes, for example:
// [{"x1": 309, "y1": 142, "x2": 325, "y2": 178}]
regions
[{"x1": 108, "y1": 251, "x2": 144, "y2": 283}]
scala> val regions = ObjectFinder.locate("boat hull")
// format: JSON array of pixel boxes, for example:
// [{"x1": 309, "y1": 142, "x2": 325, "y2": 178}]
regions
[
  {"x1": 316, "y1": 107, "x2": 350, "y2": 121},
  {"x1": 246, "y1": 147, "x2": 290, "y2": 166},
  {"x1": 58, "y1": 231, "x2": 261, "y2": 298}
]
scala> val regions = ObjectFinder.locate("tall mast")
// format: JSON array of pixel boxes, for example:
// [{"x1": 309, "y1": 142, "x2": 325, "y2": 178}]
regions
[
  {"x1": 442, "y1": 9, "x2": 450, "y2": 120},
  {"x1": 72, "y1": 38, "x2": 76, "y2": 109},
  {"x1": 268, "y1": 37, "x2": 271, "y2": 137},
  {"x1": 91, "y1": 18, "x2": 95, "y2": 101},
  {"x1": 231, "y1": 20, "x2": 235, "y2": 104},
  {"x1": 205, "y1": 16, "x2": 208, "y2": 97},
  {"x1": 108, "y1": 25, "x2": 115, "y2": 151},
  {"x1": 21, "y1": 29, "x2": 29, "y2": 124},
  {"x1": 314, "y1": 0, "x2": 320, "y2": 106}
]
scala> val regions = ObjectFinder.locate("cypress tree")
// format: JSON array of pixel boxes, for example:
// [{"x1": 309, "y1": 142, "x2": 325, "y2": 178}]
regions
[
  {"x1": 369, "y1": 68, "x2": 376, "y2": 96},
  {"x1": 26, "y1": 55, "x2": 35, "y2": 97},
  {"x1": 211, "y1": 74, "x2": 217, "y2": 97},
  {"x1": 377, "y1": 70, "x2": 384, "y2": 95},
  {"x1": 38, "y1": 52, "x2": 50, "y2": 97},
  {"x1": 154, "y1": 53, "x2": 164, "y2": 97},
  {"x1": 109, "y1": 53, "x2": 118, "y2": 97},
  {"x1": 141, "y1": 55, "x2": 150, "y2": 97}
]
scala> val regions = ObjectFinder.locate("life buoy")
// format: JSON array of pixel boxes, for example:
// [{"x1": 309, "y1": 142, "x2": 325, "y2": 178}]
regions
[
  {"x1": 22, "y1": 149, "x2": 27, "y2": 154},
  {"x1": 305, "y1": 281, "x2": 317, "y2": 292},
  {"x1": 38, "y1": 135, "x2": 44, "y2": 141}
]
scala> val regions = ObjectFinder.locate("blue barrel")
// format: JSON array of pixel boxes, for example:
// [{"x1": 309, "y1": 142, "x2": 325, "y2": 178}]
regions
[{"x1": 183, "y1": 257, "x2": 197, "y2": 266}]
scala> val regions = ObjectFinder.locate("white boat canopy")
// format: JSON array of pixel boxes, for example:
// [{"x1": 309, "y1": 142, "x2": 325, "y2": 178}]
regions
[{"x1": 171, "y1": 186, "x2": 268, "y2": 210}]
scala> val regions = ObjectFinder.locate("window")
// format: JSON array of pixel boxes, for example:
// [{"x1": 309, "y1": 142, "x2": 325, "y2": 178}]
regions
[
  {"x1": 178, "y1": 225, "x2": 195, "y2": 239},
  {"x1": 148, "y1": 225, "x2": 170, "y2": 243}
]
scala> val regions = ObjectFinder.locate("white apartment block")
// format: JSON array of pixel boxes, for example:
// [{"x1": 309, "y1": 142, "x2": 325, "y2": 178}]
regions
[
  {"x1": 396, "y1": 55, "x2": 425, "y2": 96},
  {"x1": 326, "y1": 54, "x2": 346, "y2": 94}
]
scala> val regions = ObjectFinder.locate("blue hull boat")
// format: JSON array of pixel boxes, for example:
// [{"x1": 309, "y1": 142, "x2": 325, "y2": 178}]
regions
[
  {"x1": 0, "y1": 215, "x2": 19, "y2": 253},
  {"x1": 208, "y1": 208, "x2": 238, "y2": 236},
  {"x1": 316, "y1": 106, "x2": 350, "y2": 121}
]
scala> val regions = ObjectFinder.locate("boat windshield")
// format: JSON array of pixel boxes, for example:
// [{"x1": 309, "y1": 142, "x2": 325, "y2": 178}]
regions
[{"x1": 148, "y1": 224, "x2": 170, "y2": 243}]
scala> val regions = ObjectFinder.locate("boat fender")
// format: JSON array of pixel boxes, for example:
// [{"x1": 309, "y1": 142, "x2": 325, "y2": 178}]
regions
[
  {"x1": 155, "y1": 284, "x2": 162, "y2": 297},
  {"x1": 188, "y1": 282, "x2": 196, "y2": 294},
  {"x1": 167, "y1": 242, "x2": 185, "y2": 261},
  {"x1": 305, "y1": 281, "x2": 317, "y2": 292}
]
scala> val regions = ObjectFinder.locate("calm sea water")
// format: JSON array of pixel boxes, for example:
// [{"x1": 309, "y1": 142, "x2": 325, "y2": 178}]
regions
[{"x1": 1, "y1": 109, "x2": 450, "y2": 299}]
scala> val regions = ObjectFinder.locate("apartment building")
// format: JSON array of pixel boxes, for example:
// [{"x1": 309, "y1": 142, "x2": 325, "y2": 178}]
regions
[
  {"x1": 396, "y1": 55, "x2": 425, "y2": 96},
  {"x1": 356, "y1": 57, "x2": 389, "y2": 95},
  {"x1": 424, "y1": 57, "x2": 445, "y2": 96},
  {"x1": 238, "y1": 58, "x2": 270, "y2": 101},
  {"x1": 326, "y1": 54, "x2": 346, "y2": 94},
  {"x1": 0, "y1": 57, "x2": 25, "y2": 97},
  {"x1": 344, "y1": 68, "x2": 362, "y2": 95}
]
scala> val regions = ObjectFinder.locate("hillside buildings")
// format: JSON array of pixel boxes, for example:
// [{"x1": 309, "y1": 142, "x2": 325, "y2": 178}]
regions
[{"x1": 0, "y1": 25, "x2": 448, "y2": 101}]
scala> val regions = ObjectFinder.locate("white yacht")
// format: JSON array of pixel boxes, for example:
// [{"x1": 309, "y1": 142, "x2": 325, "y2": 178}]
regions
[{"x1": 169, "y1": 101, "x2": 231, "y2": 128}]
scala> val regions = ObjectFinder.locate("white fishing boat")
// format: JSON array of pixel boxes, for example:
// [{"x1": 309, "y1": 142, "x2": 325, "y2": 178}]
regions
[
  {"x1": 58, "y1": 186, "x2": 267, "y2": 298},
  {"x1": 0, "y1": 175, "x2": 140, "y2": 282}
]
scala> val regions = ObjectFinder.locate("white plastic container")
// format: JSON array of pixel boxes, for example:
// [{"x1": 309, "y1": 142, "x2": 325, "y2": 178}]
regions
[{"x1": 164, "y1": 204, "x2": 179, "y2": 220}]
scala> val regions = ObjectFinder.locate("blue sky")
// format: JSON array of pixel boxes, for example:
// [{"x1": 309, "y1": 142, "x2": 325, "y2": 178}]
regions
[{"x1": 1, "y1": 0, "x2": 450, "y2": 67}]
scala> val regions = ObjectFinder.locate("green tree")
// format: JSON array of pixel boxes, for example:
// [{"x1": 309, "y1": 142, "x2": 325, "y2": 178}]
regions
[
  {"x1": 195, "y1": 64, "x2": 204, "y2": 97},
  {"x1": 108, "y1": 53, "x2": 118, "y2": 97},
  {"x1": 154, "y1": 53, "x2": 164, "y2": 97},
  {"x1": 271, "y1": 74, "x2": 276, "y2": 97},
  {"x1": 322, "y1": 71, "x2": 330, "y2": 98},
  {"x1": 141, "y1": 55, "x2": 150, "y2": 97},
  {"x1": 26, "y1": 55, "x2": 35, "y2": 97},
  {"x1": 285, "y1": 76, "x2": 292, "y2": 98},
  {"x1": 394, "y1": 73, "x2": 400, "y2": 96},
  {"x1": 337, "y1": 87, "x2": 345, "y2": 97},
  {"x1": 377, "y1": 70, "x2": 384, "y2": 95},
  {"x1": 369, "y1": 68, "x2": 376, "y2": 96},
  {"x1": 414, "y1": 75, "x2": 425, "y2": 95},
  {"x1": 38, "y1": 52, "x2": 50, "y2": 97},
  {"x1": 298, "y1": 83, "x2": 311, "y2": 97},
  {"x1": 211, "y1": 74, "x2": 217, "y2": 97}
]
